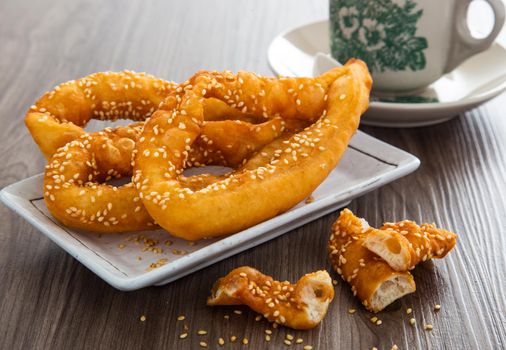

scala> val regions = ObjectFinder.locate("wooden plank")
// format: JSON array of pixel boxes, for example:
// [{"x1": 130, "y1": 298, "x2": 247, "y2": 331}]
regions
[{"x1": 0, "y1": 0, "x2": 505, "y2": 349}]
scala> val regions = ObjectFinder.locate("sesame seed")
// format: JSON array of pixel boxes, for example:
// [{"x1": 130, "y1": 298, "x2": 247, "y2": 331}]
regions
[
  {"x1": 233, "y1": 310, "x2": 242, "y2": 315},
  {"x1": 434, "y1": 304, "x2": 441, "y2": 311},
  {"x1": 197, "y1": 330, "x2": 207, "y2": 335},
  {"x1": 286, "y1": 334, "x2": 294, "y2": 340},
  {"x1": 296, "y1": 338, "x2": 303, "y2": 344},
  {"x1": 218, "y1": 338, "x2": 225, "y2": 346},
  {"x1": 179, "y1": 333, "x2": 188, "y2": 339},
  {"x1": 424, "y1": 324, "x2": 433, "y2": 331},
  {"x1": 199, "y1": 341, "x2": 208, "y2": 348},
  {"x1": 406, "y1": 308, "x2": 413, "y2": 314},
  {"x1": 230, "y1": 336, "x2": 237, "y2": 342},
  {"x1": 265, "y1": 335, "x2": 271, "y2": 342},
  {"x1": 376, "y1": 320, "x2": 382, "y2": 326},
  {"x1": 348, "y1": 308, "x2": 356, "y2": 314},
  {"x1": 303, "y1": 346, "x2": 313, "y2": 350},
  {"x1": 265, "y1": 329, "x2": 272, "y2": 335},
  {"x1": 255, "y1": 315, "x2": 262, "y2": 321},
  {"x1": 140, "y1": 315, "x2": 146, "y2": 322},
  {"x1": 242, "y1": 338, "x2": 249, "y2": 345},
  {"x1": 284, "y1": 339, "x2": 292, "y2": 345},
  {"x1": 409, "y1": 318, "x2": 416, "y2": 326},
  {"x1": 224, "y1": 315, "x2": 230, "y2": 320},
  {"x1": 370, "y1": 316, "x2": 378, "y2": 323}
]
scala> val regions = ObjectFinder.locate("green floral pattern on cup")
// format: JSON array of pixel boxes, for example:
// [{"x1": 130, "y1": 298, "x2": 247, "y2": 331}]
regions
[{"x1": 330, "y1": 0, "x2": 428, "y2": 73}]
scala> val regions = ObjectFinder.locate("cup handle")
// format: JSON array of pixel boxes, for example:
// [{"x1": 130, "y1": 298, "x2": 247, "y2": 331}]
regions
[{"x1": 445, "y1": 0, "x2": 505, "y2": 73}]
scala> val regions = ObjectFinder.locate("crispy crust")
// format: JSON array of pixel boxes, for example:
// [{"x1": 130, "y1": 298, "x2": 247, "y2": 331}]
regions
[
  {"x1": 32, "y1": 71, "x2": 177, "y2": 231},
  {"x1": 328, "y1": 209, "x2": 416, "y2": 312},
  {"x1": 25, "y1": 71, "x2": 177, "y2": 159},
  {"x1": 207, "y1": 267, "x2": 334, "y2": 330},
  {"x1": 43, "y1": 116, "x2": 293, "y2": 233},
  {"x1": 133, "y1": 60, "x2": 372, "y2": 240},
  {"x1": 43, "y1": 124, "x2": 157, "y2": 232},
  {"x1": 34, "y1": 71, "x2": 298, "y2": 232},
  {"x1": 363, "y1": 221, "x2": 457, "y2": 271}
]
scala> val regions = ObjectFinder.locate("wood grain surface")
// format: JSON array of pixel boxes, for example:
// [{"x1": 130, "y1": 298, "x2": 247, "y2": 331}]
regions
[{"x1": 1, "y1": 0, "x2": 505, "y2": 349}]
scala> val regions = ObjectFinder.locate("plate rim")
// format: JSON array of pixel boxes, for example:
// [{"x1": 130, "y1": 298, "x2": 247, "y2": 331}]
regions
[{"x1": 0, "y1": 131, "x2": 420, "y2": 290}]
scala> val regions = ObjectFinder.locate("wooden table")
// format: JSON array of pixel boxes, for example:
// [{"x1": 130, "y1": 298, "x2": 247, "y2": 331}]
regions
[{"x1": 1, "y1": 0, "x2": 505, "y2": 349}]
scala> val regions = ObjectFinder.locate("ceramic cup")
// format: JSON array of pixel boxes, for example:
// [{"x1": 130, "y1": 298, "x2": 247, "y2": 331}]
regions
[{"x1": 329, "y1": 0, "x2": 505, "y2": 93}]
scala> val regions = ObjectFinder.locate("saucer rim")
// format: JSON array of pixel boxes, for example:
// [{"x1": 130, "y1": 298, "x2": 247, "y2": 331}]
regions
[{"x1": 268, "y1": 19, "x2": 506, "y2": 112}]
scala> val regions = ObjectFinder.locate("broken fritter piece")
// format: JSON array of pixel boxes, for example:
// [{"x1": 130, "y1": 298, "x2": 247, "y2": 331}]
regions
[
  {"x1": 207, "y1": 266, "x2": 334, "y2": 330},
  {"x1": 363, "y1": 220, "x2": 457, "y2": 271},
  {"x1": 329, "y1": 209, "x2": 416, "y2": 312}
]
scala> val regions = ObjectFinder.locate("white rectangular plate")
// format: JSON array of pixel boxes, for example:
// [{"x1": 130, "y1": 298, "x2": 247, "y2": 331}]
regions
[{"x1": 0, "y1": 131, "x2": 419, "y2": 291}]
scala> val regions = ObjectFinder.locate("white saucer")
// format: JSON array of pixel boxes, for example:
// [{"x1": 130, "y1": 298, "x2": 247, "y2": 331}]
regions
[{"x1": 268, "y1": 20, "x2": 506, "y2": 127}]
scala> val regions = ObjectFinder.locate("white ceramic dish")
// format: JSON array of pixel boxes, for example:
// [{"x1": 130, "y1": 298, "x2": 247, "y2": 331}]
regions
[
  {"x1": 268, "y1": 20, "x2": 506, "y2": 128},
  {"x1": 0, "y1": 131, "x2": 419, "y2": 291}
]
